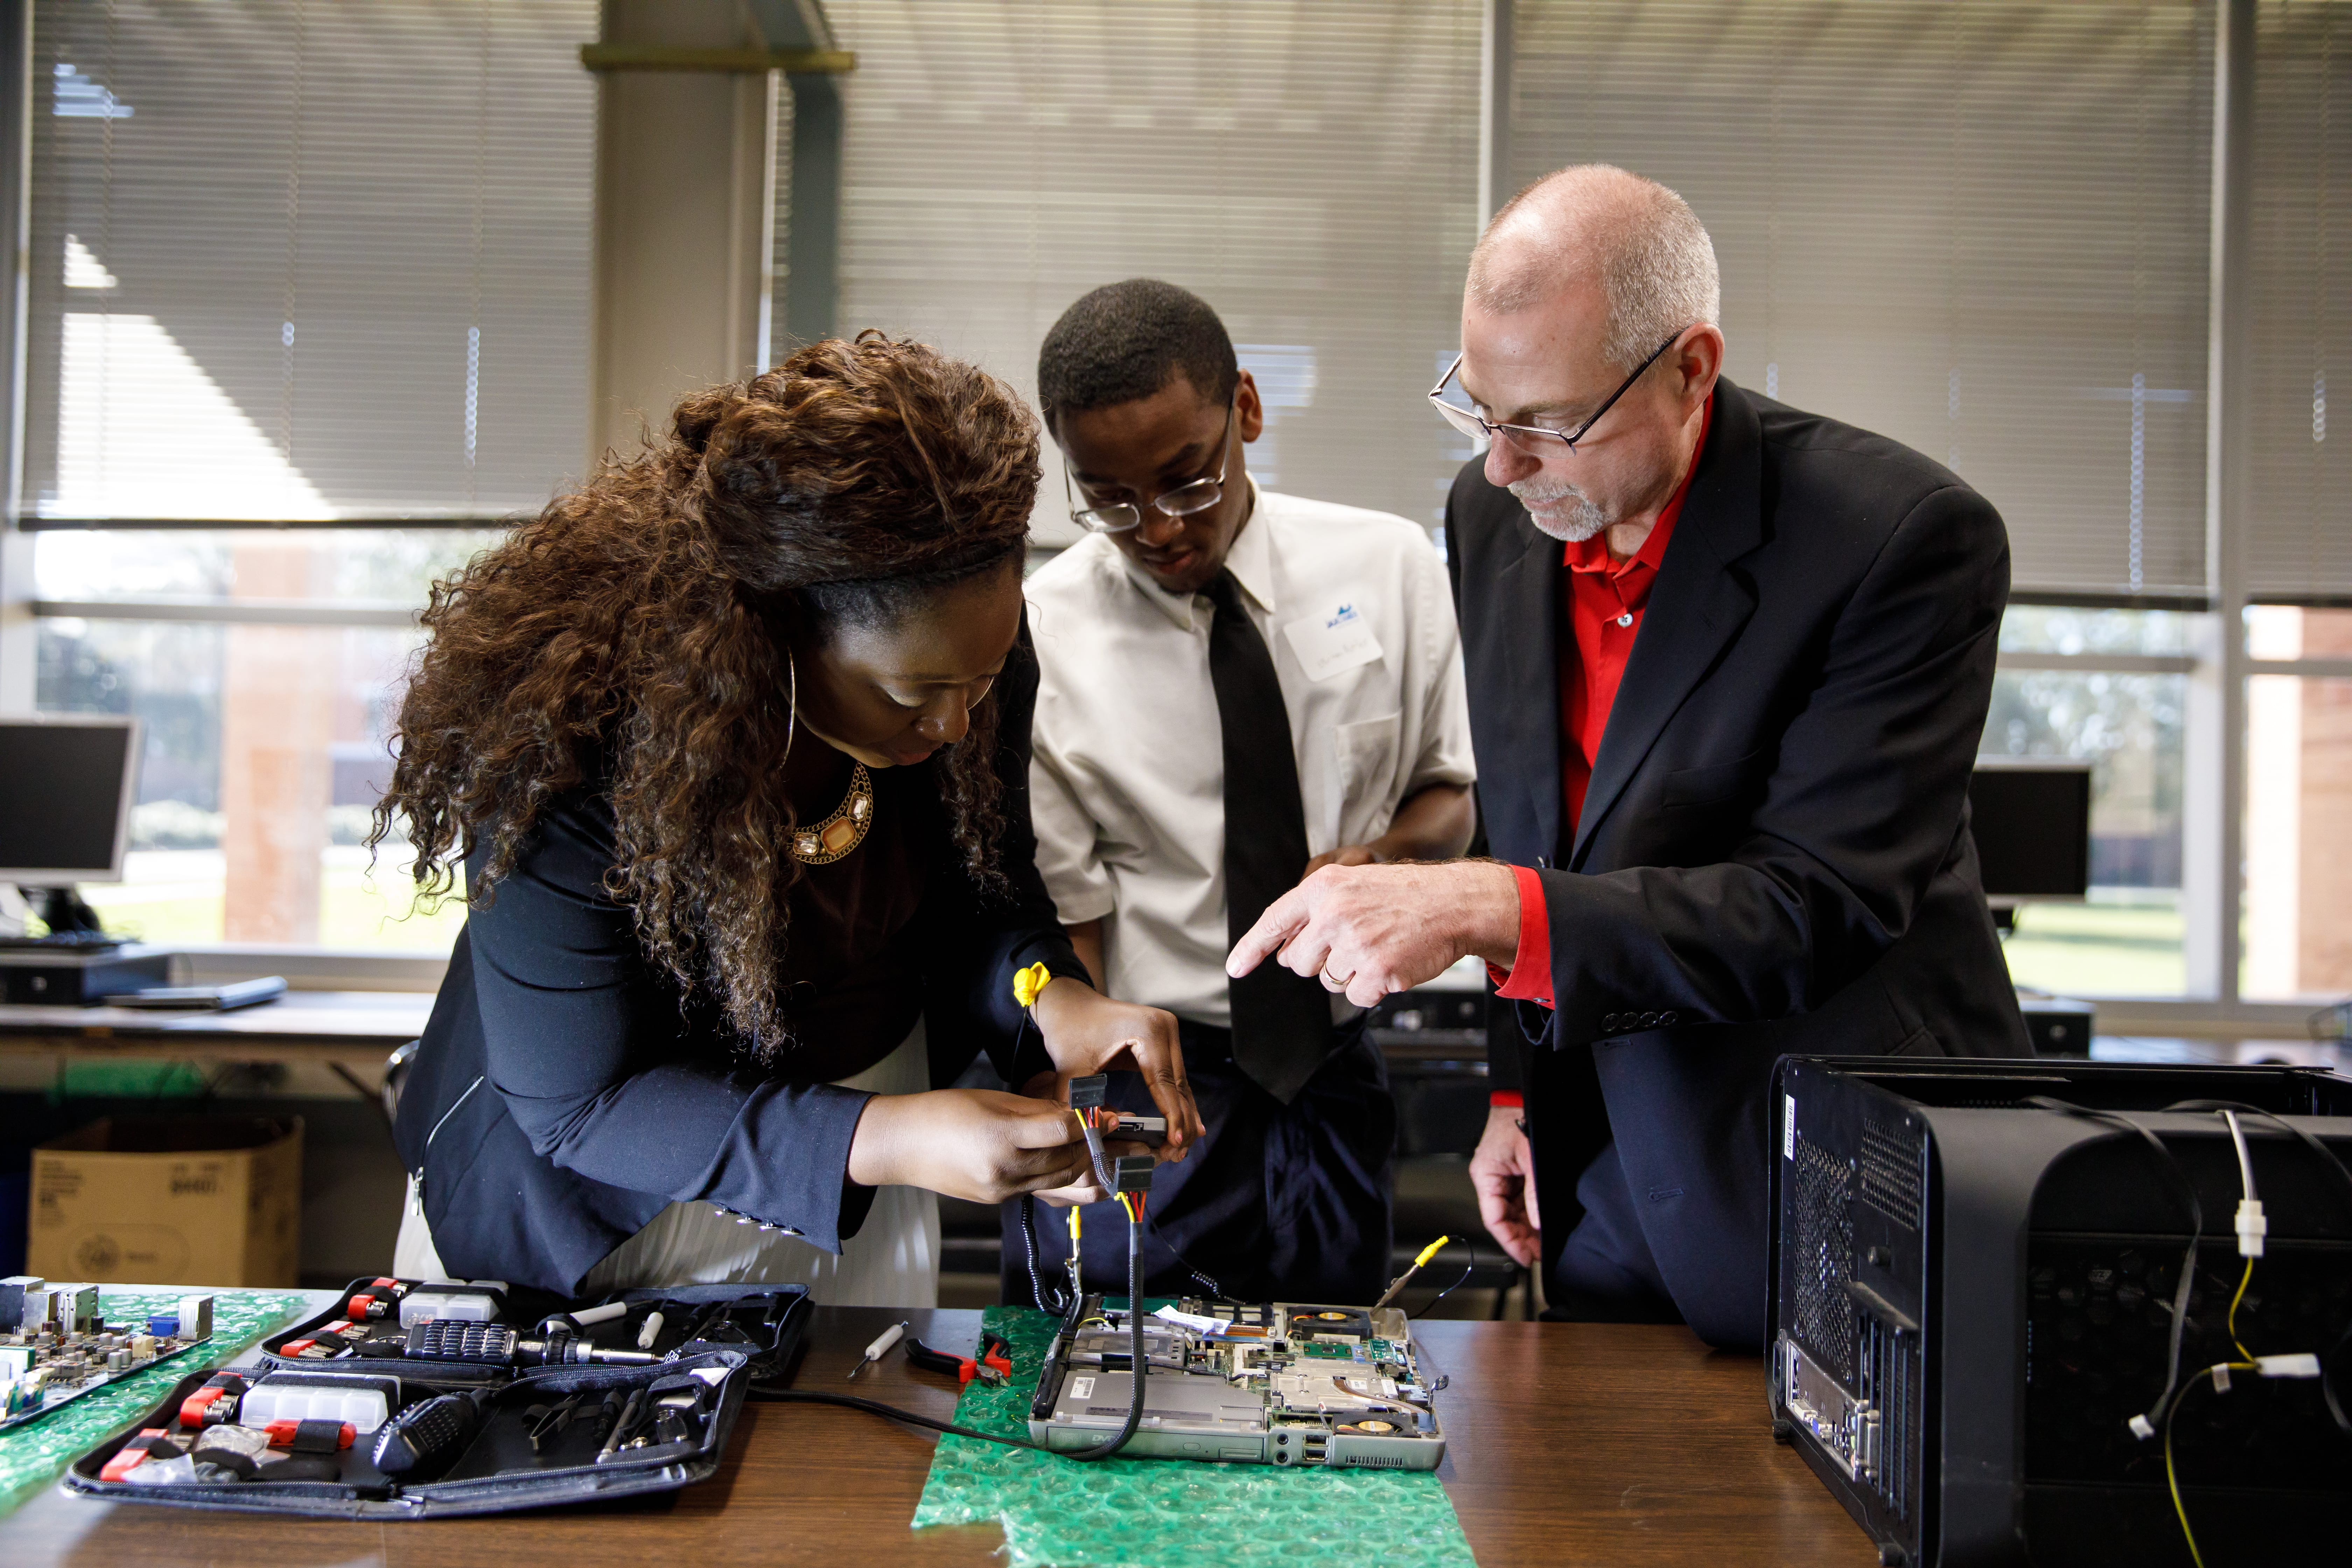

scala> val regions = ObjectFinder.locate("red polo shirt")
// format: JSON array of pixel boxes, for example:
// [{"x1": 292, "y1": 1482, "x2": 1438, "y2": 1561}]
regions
[{"x1": 1494, "y1": 397, "x2": 1712, "y2": 1013}]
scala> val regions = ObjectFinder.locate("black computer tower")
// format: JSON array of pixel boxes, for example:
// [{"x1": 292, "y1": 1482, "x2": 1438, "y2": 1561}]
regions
[{"x1": 1767, "y1": 1057, "x2": 2352, "y2": 1567}]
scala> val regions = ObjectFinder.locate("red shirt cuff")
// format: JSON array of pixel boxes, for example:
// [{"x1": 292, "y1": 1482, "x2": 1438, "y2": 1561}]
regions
[
  {"x1": 1490, "y1": 864, "x2": 1554, "y2": 1007},
  {"x1": 1489, "y1": 1090, "x2": 1524, "y2": 1109}
]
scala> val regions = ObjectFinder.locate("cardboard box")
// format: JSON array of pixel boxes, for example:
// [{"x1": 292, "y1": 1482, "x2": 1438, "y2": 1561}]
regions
[{"x1": 27, "y1": 1116, "x2": 301, "y2": 1287}]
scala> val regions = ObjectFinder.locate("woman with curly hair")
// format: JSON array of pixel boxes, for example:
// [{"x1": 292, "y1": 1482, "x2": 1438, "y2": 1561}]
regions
[{"x1": 380, "y1": 334, "x2": 1199, "y2": 1303}]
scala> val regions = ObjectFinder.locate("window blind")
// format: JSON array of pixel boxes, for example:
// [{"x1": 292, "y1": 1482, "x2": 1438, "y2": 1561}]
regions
[
  {"x1": 23, "y1": 0, "x2": 596, "y2": 523},
  {"x1": 817, "y1": 0, "x2": 1483, "y2": 541},
  {"x1": 2248, "y1": 0, "x2": 2352, "y2": 602},
  {"x1": 1508, "y1": 0, "x2": 2214, "y2": 599}
]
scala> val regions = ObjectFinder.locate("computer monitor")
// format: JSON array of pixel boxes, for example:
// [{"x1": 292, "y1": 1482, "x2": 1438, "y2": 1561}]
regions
[
  {"x1": 0, "y1": 715, "x2": 142, "y2": 884},
  {"x1": 1967, "y1": 758, "x2": 2091, "y2": 908}
]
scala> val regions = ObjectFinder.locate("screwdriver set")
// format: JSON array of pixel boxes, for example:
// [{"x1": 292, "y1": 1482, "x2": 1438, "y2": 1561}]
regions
[{"x1": 62, "y1": 1276, "x2": 810, "y2": 1518}]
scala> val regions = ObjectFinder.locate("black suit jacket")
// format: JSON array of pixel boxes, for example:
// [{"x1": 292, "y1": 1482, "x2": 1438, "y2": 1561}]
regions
[
  {"x1": 1445, "y1": 378, "x2": 2028, "y2": 1349},
  {"x1": 391, "y1": 621, "x2": 1078, "y2": 1296}
]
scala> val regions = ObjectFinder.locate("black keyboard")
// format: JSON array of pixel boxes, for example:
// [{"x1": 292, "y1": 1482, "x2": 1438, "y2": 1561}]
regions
[{"x1": 0, "y1": 931, "x2": 128, "y2": 951}]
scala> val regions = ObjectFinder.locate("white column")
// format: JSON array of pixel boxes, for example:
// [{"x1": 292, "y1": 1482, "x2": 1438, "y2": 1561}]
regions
[
  {"x1": 1477, "y1": 0, "x2": 1515, "y2": 232},
  {"x1": 587, "y1": 0, "x2": 779, "y2": 467},
  {"x1": 2188, "y1": 0, "x2": 2255, "y2": 1003}
]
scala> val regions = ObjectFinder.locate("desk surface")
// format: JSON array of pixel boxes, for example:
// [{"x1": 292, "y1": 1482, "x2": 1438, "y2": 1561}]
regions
[
  {"x1": 6, "y1": 1305, "x2": 1875, "y2": 1568},
  {"x1": 0, "y1": 989, "x2": 433, "y2": 1067}
]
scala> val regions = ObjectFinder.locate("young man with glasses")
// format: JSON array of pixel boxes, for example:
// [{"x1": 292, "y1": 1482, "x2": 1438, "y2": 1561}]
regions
[
  {"x1": 1228, "y1": 167, "x2": 2028, "y2": 1346},
  {"x1": 1008, "y1": 278, "x2": 1476, "y2": 1305}
]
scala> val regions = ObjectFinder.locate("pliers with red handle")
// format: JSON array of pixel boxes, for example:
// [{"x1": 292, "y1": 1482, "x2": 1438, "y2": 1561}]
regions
[{"x1": 904, "y1": 1330, "x2": 1013, "y2": 1388}]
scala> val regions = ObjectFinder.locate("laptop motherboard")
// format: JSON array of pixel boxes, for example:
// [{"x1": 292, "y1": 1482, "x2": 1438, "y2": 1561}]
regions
[{"x1": 1027, "y1": 1296, "x2": 1447, "y2": 1470}]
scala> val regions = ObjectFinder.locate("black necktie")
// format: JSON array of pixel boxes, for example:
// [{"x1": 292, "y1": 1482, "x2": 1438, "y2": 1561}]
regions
[{"x1": 1203, "y1": 569, "x2": 1335, "y2": 1104}]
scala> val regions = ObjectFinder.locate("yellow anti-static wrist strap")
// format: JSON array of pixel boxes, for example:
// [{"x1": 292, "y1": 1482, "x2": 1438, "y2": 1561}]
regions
[
  {"x1": 1411, "y1": 1235, "x2": 1449, "y2": 1271},
  {"x1": 1013, "y1": 961, "x2": 1052, "y2": 1009}
]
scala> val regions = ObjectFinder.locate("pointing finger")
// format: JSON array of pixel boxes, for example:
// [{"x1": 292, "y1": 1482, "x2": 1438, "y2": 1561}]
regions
[{"x1": 1226, "y1": 886, "x2": 1312, "y2": 978}]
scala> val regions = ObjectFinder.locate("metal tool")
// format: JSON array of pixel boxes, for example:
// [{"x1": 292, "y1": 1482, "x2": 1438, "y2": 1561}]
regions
[
  {"x1": 1372, "y1": 1235, "x2": 1452, "y2": 1310},
  {"x1": 905, "y1": 1330, "x2": 1014, "y2": 1389},
  {"x1": 595, "y1": 1388, "x2": 645, "y2": 1464},
  {"x1": 848, "y1": 1319, "x2": 908, "y2": 1380}
]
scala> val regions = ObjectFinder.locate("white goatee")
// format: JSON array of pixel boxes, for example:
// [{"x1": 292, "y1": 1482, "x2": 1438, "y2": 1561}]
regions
[{"x1": 1510, "y1": 482, "x2": 1610, "y2": 543}]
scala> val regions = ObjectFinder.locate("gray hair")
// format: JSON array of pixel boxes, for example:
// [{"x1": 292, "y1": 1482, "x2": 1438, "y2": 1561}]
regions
[{"x1": 1466, "y1": 164, "x2": 1721, "y2": 371}]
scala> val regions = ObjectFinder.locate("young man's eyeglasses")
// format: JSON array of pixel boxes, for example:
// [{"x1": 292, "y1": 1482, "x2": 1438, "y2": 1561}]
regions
[
  {"x1": 1428, "y1": 326, "x2": 1692, "y2": 454},
  {"x1": 1063, "y1": 405, "x2": 1236, "y2": 534}
]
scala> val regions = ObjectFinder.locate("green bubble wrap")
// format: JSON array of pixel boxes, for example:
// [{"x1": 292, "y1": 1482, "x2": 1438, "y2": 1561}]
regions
[
  {"x1": 0, "y1": 1288, "x2": 310, "y2": 1518},
  {"x1": 911, "y1": 1306, "x2": 1477, "y2": 1568}
]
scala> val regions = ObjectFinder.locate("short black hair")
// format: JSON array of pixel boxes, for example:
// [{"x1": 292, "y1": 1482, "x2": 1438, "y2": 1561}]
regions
[{"x1": 1036, "y1": 279, "x2": 1238, "y2": 424}]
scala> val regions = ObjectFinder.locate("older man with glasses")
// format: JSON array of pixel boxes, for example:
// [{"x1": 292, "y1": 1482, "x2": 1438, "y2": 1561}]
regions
[
  {"x1": 1230, "y1": 166, "x2": 2028, "y2": 1345},
  {"x1": 1008, "y1": 278, "x2": 1476, "y2": 1307}
]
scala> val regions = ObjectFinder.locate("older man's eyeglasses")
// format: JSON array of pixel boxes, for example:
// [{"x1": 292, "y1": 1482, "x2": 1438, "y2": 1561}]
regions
[
  {"x1": 1428, "y1": 326, "x2": 1692, "y2": 454},
  {"x1": 1063, "y1": 405, "x2": 1236, "y2": 533}
]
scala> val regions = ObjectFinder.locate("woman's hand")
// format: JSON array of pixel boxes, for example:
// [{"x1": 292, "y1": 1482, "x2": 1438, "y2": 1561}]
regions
[
  {"x1": 845, "y1": 1089, "x2": 1100, "y2": 1204},
  {"x1": 1027, "y1": 977, "x2": 1203, "y2": 1160}
]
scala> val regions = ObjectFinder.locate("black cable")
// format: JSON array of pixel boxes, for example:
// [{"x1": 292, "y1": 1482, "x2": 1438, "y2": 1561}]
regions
[
  {"x1": 1410, "y1": 1235, "x2": 1482, "y2": 1320},
  {"x1": 2024, "y1": 1097, "x2": 2205, "y2": 1432},
  {"x1": 756, "y1": 1210, "x2": 1150, "y2": 1463},
  {"x1": 1059, "y1": 1205, "x2": 1147, "y2": 1462},
  {"x1": 1143, "y1": 1207, "x2": 1222, "y2": 1297},
  {"x1": 2160, "y1": 1099, "x2": 2352, "y2": 1204},
  {"x1": 747, "y1": 1387, "x2": 1042, "y2": 1452},
  {"x1": 1019, "y1": 1194, "x2": 1070, "y2": 1316},
  {"x1": 2161, "y1": 1098, "x2": 2352, "y2": 1435}
]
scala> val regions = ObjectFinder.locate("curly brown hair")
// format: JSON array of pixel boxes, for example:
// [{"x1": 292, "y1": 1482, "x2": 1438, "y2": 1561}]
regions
[{"x1": 372, "y1": 333, "x2": 1042, "y2": 1057}]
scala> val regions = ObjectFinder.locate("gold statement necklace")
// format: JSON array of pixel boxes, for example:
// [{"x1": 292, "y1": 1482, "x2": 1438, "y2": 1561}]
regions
[{"x1": 789, "y1": 761, "x2": 875, "y2": 865}]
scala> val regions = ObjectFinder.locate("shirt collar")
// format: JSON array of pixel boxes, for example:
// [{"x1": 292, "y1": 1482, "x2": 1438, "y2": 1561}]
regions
[
  {"x1": 1564, "y1": 392, "x2": 1713, "y2": 581},
  {"x1": 1113, "y1": 476, "x2": 1269, "y2": 630}
]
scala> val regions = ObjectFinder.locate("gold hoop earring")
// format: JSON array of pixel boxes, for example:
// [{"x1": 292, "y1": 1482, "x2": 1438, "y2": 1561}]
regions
[{"x1": 784, "y1": 646, "x2": 797, "y2": 768}]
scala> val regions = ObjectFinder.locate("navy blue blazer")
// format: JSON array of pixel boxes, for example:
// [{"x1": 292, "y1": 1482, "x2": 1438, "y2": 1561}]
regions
[
  {"x1": 1446, "y1": 378, "x2": 2029, "y2": 1349},
  {"x1": 391, "y1": 624, "x2": 1078, "y2": 1296}
]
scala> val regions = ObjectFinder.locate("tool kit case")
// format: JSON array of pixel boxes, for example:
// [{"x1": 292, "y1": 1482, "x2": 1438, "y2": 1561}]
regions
[{"x1": 61, "y1": 1276, "x2": 810, "y2": 1518}]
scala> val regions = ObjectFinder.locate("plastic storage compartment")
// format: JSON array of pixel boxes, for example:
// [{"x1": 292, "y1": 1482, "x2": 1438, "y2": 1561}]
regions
[
  {"x1": 62, "y1": 1281, "x2": 810, "y2": 1519},
  {"x1": 397, "y1": 1289, "x2": 502, "y2": 1328},
  {"x1": 238, "y1": 1374, "x2": 396, "y2": 1433}
]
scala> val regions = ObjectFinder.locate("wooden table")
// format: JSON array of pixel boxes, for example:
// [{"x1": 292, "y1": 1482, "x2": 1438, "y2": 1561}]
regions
[
  {"x1": 0, "y1": 990, "x2": 433, "y2": 1072},
  {"x1": 5, "y1": 1305, "x2": 1876, "y2": 1567}
]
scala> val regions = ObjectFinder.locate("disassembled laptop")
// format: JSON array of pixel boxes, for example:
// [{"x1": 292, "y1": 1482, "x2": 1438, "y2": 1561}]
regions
[{"x1": 1029, "y1": 1296, "x2": 1447, "y2": 1470}]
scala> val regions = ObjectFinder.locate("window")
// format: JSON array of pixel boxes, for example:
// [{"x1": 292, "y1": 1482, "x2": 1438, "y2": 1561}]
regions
[
  {"x1": 20, "y1": 0, "x2": 598, "y2": 952},
  {"x1": 816, "y1": 0, "x2": 1484, "y2": 536},
  {"x1": 1508, "y1": 0, "x2": 2214, "y2": 598},
  {"x1": 30, "y1": 530, "x2": 497, "y2": 948},
  {"x1": 25, "y1": 0, "x2": 596, "y2": 520},
  {"x1": 2248, "y1": 0, "x2": 2351, "y2": 598},
  {"x1": 1987, "y1": 608, "x2": 2197, "y2": 998},
  {"x1": 2244, "y1": 608, "x2": 2352, "y2": 1001}
]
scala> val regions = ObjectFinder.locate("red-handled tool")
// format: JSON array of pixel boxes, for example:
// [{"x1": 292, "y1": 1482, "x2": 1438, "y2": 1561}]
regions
[
  {"x1": 904, "y1": 1330, "x2": 1013, "y2": 1388},
  {"x1": 100, "y1": 1429, "x2": 176, "y2": 1481},
  {"x1": 264, "y1": 1419, "x2": 356, "y2": 1450},
  {"x1": 346, "y1": 1277, "x2": 412, "y2": 1320},
  {"x1": 177, "y1": 1373, "x2": 246, "y2": 1428}
]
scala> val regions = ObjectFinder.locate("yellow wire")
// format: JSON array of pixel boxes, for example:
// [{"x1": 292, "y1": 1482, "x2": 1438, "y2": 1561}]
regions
[
  {"x1": 2164, "y1": 1358, "x2": 2259, "y2": 1568},
  {"x1": 2225, "y1": 1256, "x2": 2257, "y2": 1364},
  {"x1": 2162, "y1": 1392, "x2": 2207, "y2": 1568}
]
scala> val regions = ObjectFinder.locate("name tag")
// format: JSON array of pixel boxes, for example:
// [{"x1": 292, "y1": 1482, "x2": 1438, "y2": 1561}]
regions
[{"x1": 1281, "y1": 602, "x2": 1383, "y2": 683}]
